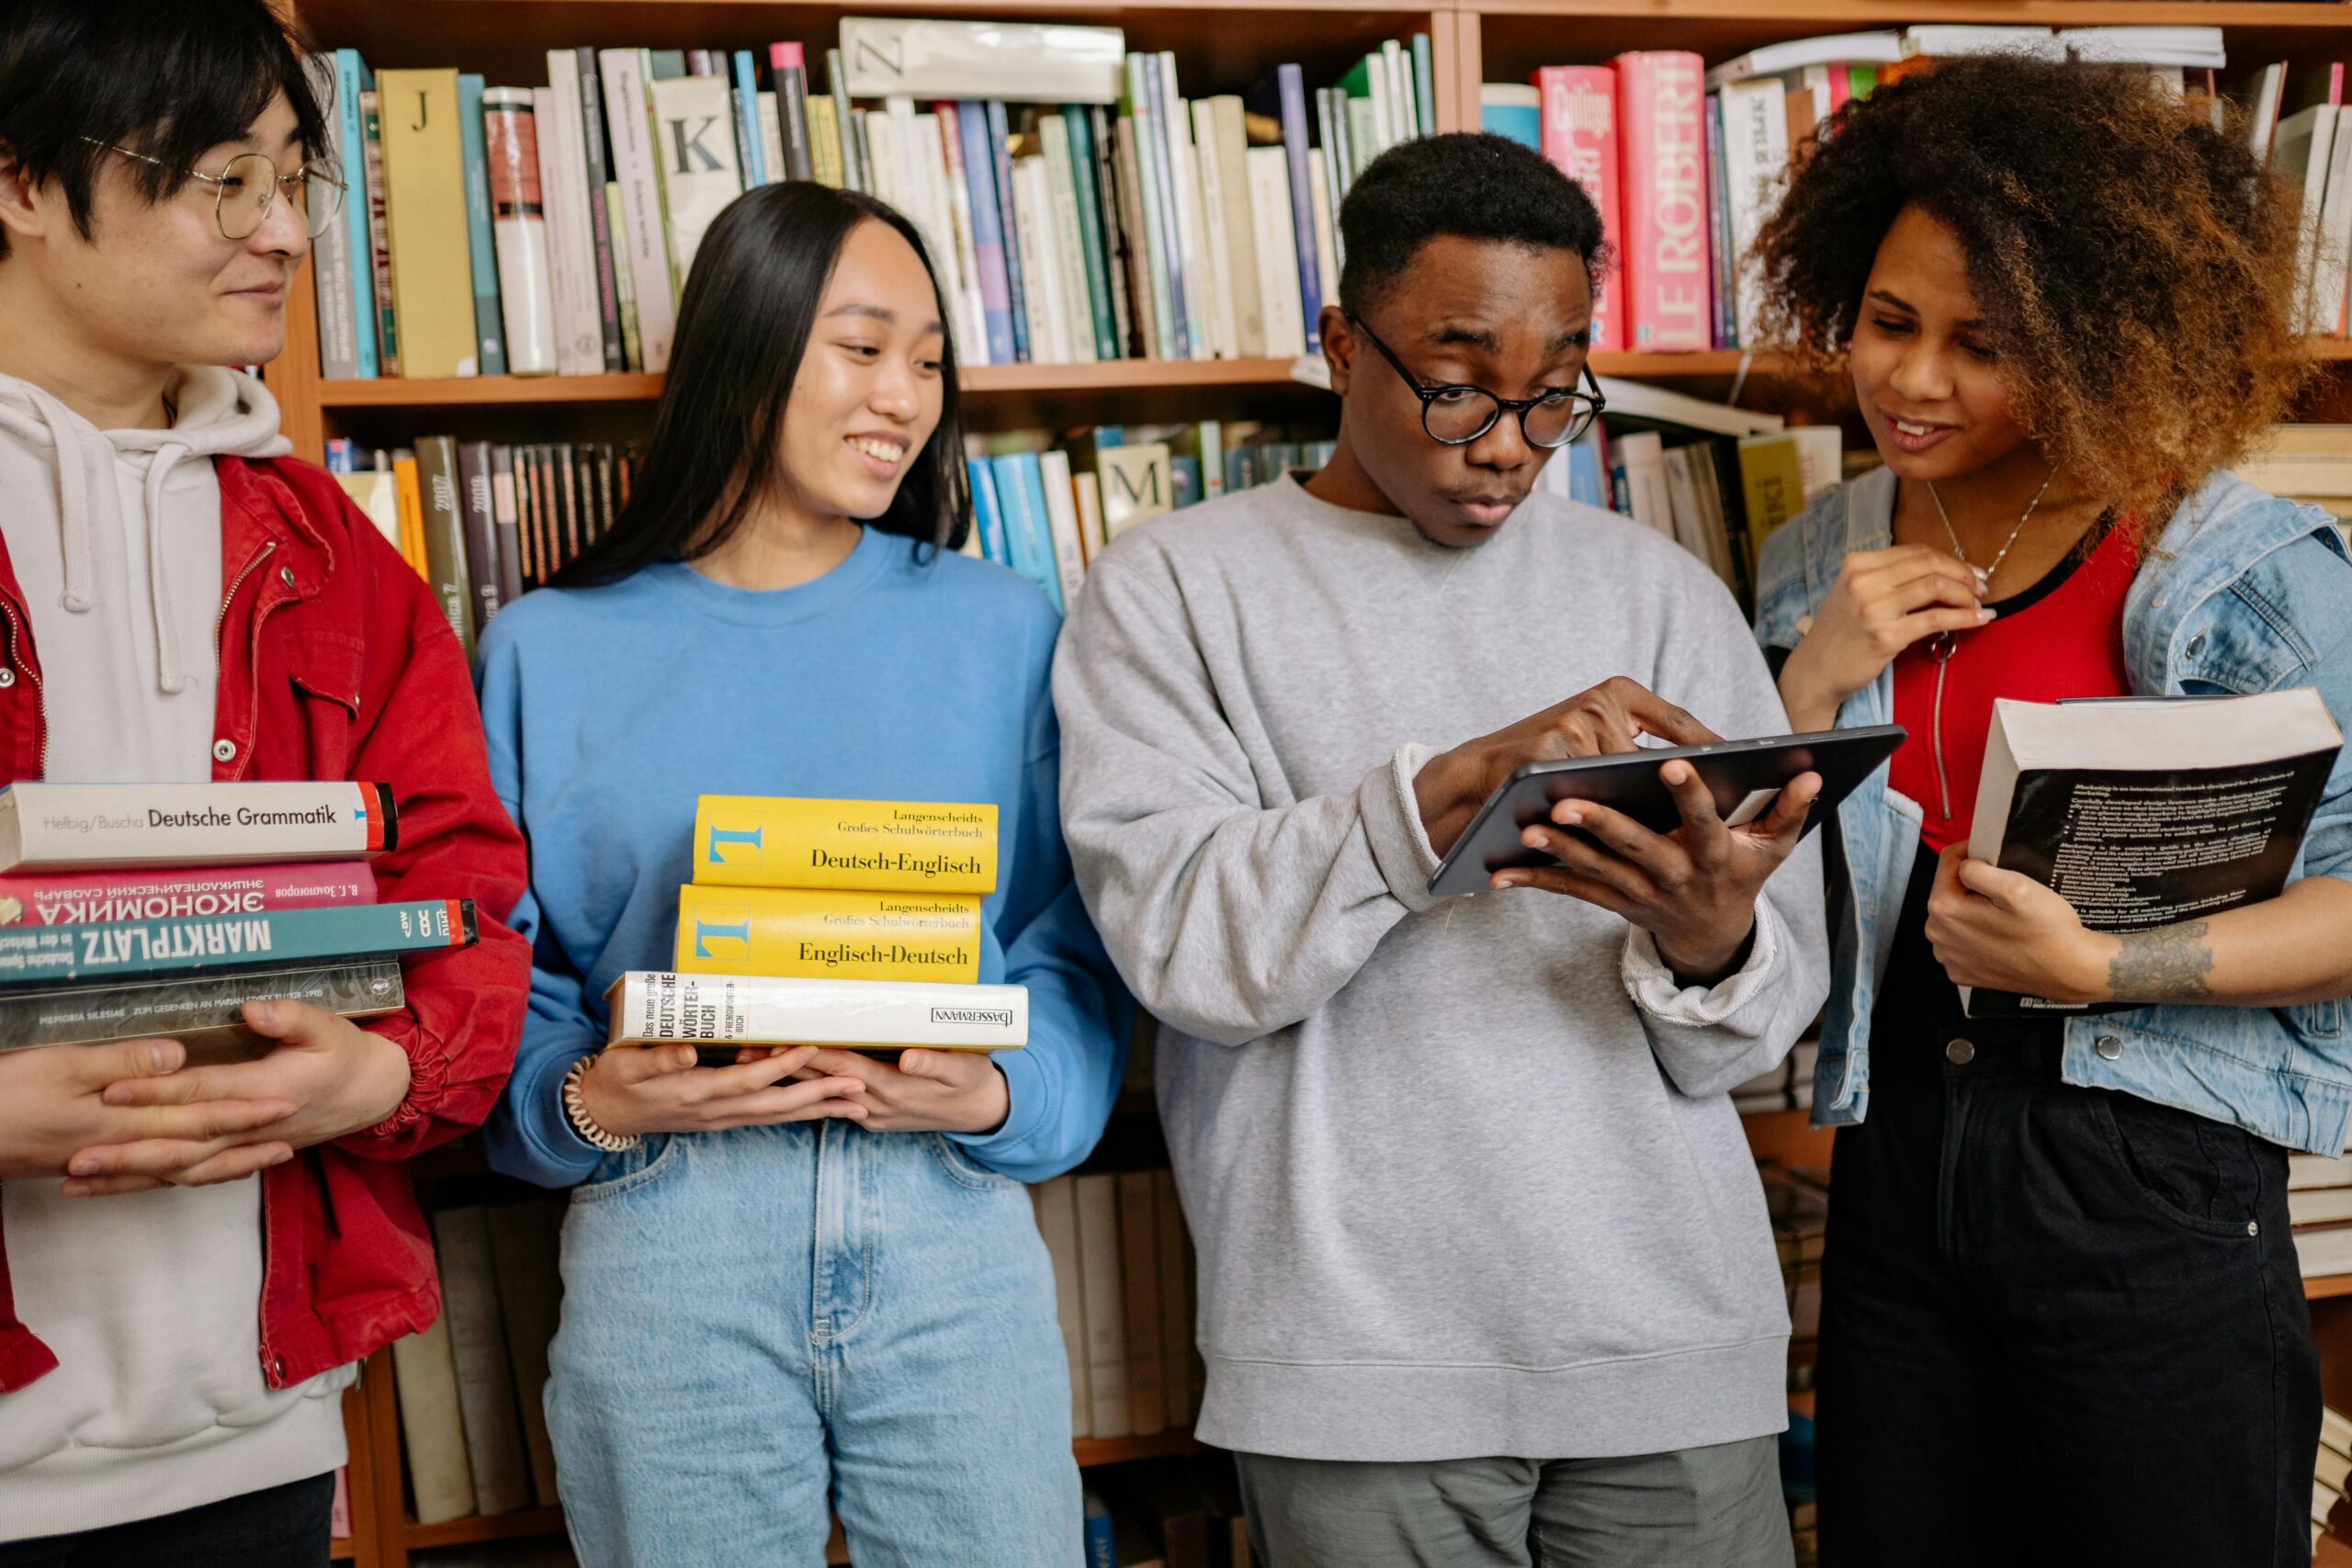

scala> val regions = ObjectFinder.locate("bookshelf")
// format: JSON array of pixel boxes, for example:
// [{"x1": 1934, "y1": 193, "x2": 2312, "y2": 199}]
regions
[{"x1": 273, "y1": 0, "x2": 2352, "y2": 1562}]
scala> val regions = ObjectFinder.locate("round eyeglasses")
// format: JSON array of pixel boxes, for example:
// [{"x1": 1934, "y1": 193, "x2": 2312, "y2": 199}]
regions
[
  {"x1": 81, "y1": 138, "x2": 345, "y2": 242},
  {"x1": 1344, "y1": 311, "x2": 1606, "y2": 449}
]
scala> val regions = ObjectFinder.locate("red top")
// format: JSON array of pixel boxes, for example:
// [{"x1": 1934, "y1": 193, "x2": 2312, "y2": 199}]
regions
[
  {"x1": 0, "y1": 455, "x2": 530, "y2": 1395},
  {"x1": 1889, "y1": 520, "x2": 2139, "y2": 854}
]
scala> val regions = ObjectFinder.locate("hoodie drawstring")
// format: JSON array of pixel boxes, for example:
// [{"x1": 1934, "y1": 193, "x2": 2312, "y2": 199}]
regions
[
  {"x1": 145, "y1": 442, "x2": 194, "y2": 694},
  {"x1": 16, "y1": 383, "x2": 99, "y2": 618}
]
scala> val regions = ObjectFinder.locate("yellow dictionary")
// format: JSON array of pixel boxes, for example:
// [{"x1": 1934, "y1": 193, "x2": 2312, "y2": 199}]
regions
[
  {"x1": 675, "y1": 884, "x2": 982, "y2": 983},
  {"x1": 1736, "y1": 434, "x2": 1807, "y2": 576},
  {"x1": 692, "y1": 796, "x2": 998, "y2": 894},
  {"x1": 375, "y1": 69, "x2": 480, "y2": 378}
]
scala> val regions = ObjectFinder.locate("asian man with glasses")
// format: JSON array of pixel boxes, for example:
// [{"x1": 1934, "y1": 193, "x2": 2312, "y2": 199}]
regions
[
  {"x1": 1053, "y1": 131, "x2": 1828, "y2": 1568},
  {"x1": 0, "y1": 4, "x2": 529, "y2": 1563}
]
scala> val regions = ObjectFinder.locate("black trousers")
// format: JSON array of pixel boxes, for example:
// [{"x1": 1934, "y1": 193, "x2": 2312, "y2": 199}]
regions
[
  {"x1": 1815, "y1": 1021, "x2": 2320, "y2": 1568},
  {"x1": 0, "y1": 1471, "x2": 334, "y2": 1568}
]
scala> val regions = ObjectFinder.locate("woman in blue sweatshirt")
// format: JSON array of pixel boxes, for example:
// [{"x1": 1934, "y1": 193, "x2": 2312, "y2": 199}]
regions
[{"x1": 473, "y1": 184, "x2": 1128, "y2": 1568}]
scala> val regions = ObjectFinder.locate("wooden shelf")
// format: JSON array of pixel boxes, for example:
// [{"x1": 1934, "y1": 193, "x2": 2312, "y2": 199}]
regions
[
  {"x1": 1074, "y1": 1429, "x2": 1209, "y2": 1467},
  {"x1": 2309, "y1": 1273, "x2": 2352, "y2": 1302},
  {"x1": 330, "y1": 1537, "x2": 355, "y2": 1562},
  {"x1": 406, "y1": 1504, "x2": 566, "y2": 1550}
]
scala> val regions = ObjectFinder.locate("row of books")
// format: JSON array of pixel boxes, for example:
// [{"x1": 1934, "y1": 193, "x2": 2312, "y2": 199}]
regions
[
  {"x1": 390, "y1": 1199, "x2": 568, "y2": 1525},
  {"x1": 2291, "y1": 1144, "x2": 2352, "y2": 1280},
  {"x1": 306, "y1": 17, "x2": 1434, "y2": 380},
  {"x1": 326, "y1": 439, "x2": 641, "y2": 655},
  {"x1": 1479, "y1": 25, "x2": 2232, "y2": 353},
  {"x1": 1761, "y1": 1161, "x2": 1827, "y2": 1343},
  {"x1": 2237, "y1": 423, "x2": 2352, "y2": 537},
  {"x1": 2316, "y1": 1406, "x2": 2352, "y2": 1552},
  {"x1": 1035, "y1": 1167, "x2": 1201, "y2": 1442},
  {"x1": 2240, "y1": 65, "x2": 2352, "y2": 340},
  {"x1": 1085, "y1": 1456, "x2": 1252, "y2": 1568},
  {"x1": 0, "y1": 782, "x2": 480, "y2": 1054}
]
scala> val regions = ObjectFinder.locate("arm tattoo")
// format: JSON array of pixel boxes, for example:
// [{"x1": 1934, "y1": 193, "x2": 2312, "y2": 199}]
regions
[{"x1": 2108, "y1": 920, "x2": 2216, "y2": 1003}]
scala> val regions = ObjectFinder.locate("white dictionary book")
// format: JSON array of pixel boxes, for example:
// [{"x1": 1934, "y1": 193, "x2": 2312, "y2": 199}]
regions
[
  {"x1": 597, "y1": 50, "x2": 680, "y2": 367},
  {"x1": 0, "y1": 783, "x2": 393, "y2": 872},
  {"x1": 605, "y1": 971, "x2": 1028, "y2": 1051},
  {"x1": 647, "y1": 75, "x2": 744, "y2": 290},
  {"x1": 480, "y1": 89, "x2": 559, "y2": 376},
  {"x1": 838, "y1": 17, "x2": 1125, "y2": 105},
  {"x1": 1246, "y1": 147, "x2": 1306, "y2": 358}
]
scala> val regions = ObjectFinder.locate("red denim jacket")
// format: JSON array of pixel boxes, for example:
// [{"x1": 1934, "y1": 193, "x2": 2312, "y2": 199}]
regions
[{"x1": 0, "y1": 455, "x2": 529, "y2": 1393}]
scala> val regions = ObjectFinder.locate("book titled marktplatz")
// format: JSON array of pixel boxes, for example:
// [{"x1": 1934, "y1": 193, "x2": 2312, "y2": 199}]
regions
[
  {"x1": 1962, "y1": 690, "x2": 2344, "y2": 1017},
  {"x1": 0, "y1": 782, "x2": 448, "y2": 1053}
]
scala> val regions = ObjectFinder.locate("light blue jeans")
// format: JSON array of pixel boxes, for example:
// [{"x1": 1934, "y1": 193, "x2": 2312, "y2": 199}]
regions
[{"x1": 544, "y1": 1122, "x2": 1082, "y2": 1568}]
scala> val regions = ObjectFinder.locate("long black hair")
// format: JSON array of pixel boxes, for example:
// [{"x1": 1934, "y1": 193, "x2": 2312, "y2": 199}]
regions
[{"x1": 556, "y1": 183, "x2": 969, "y2": 586}]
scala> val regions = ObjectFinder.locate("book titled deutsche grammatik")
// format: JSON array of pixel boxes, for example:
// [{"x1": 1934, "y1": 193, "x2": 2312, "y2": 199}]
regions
[
  {"x1": 690, "y1": 795, "x2": 998, "y2": 894},
  {"x1": 605, "y1": 970, "x2": 1027, "y2": 1053},
  {"x1": 0, "y1": 957, "x2": 404, "y2": 1055},
  {"x1": 0, "y1": 898, "x2": 475, "y2": 989},
  {"x1": 0, "y1": 782, "x2": 396, "y2": 872},
  {"x1": 1962, "y1": 691, "x2": 2343, "y2": 1017}
]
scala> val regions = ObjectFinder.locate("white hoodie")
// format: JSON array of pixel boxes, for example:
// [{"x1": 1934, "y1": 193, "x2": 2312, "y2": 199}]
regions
[{"x1": 0, "y1": 367, "x2": 355, "y2": 1540}]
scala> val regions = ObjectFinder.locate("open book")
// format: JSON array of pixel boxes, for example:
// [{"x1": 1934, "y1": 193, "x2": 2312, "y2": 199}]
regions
[{"x1": 1962, "y1": 690, "x2": 2343, "y2": 1017}]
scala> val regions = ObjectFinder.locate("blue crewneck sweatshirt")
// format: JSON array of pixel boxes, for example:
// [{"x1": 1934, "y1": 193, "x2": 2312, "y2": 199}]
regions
[{"x1": 474, "y1": 527, "x2": 1129, "y2": 1187}]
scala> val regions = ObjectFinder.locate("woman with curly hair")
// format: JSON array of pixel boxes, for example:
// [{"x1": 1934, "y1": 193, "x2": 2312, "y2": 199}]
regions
[{"x1": 1750, "y1": 55, "x2": 2352, "y2": 1567}]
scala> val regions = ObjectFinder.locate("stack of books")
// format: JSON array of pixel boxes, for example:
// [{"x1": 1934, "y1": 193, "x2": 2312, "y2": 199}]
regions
[
  {"x1": 2292, "y1": 1145, "x2": 2352, "y2": 1280},
  {"x1": 0, "y1": 782, "x2": 474, "y2": 1057},
  {"x1": 1484, "y1": 27, "x2": 2229, "y2": 353},
  {"x1": 1034, "y1": 1165, "x2": 1200, "y2": 1443},
  {"x1": 2232, "y1": 424, "x2": 2352, "y2": 540},
  {"x1": 606, "y1": 796, "x2": 1027, "y2": 1056},
  {"x1": 1760, "y1": 1161, "x2": 1828, "y2": 1342},
  {"x1": 308, "y1": 19, "x2": 1440, "y2": 379},
  {"x1": 389, "y1": 1198, "x2": 568, "y2": 1525}
]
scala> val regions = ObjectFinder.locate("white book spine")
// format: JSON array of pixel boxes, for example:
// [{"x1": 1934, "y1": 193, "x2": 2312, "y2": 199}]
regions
[
  {"x1": 908, "y1": 112, "x2": 970, "y2": 357},
  {"x1": 1209, "y1": 99, "x2": 1264, "y2": 359},
  {"x1": 544, "y1": 54, "x2": 606, "y2": 375},
  {"x1": 933, "y1": 107, "x2": 992, "y2": 366},
  {"x1": 1159, "y1": 62, "x2": 1214, "y2": 360},
  {"x1": 1072, "y1": 468, "x2": 1108, "y2": 564},
  {"x1": 1012, "y1": 159, "x2": 1069, "y2": 363},
  {"x1": 1720, "y1": 80, "x2": 1790, "y2": 347},
  {"x1": 1191, "y1": 101, "x2": 1239, "y2": 361},
  {"x1": 481, "y1": 89, "x2": 560, "y2": 377},
  {"x1": 1366, "y1": 62, "x2": 1394, "y2": 154},
  {"x1": 864, "y1": 108, "x2": 903, "y2": 210},
  {"x1": 605, "y1": 971, "x2": 1029, "y2": 1050},
  {"x1": 887, "y1": 96, "x2": 933, "y2": 237},
  {"x1": 1306, "y1": 148, "x2": 1340, "y2": 310},
  {"x1": 596, "y1": 51, "x2": 678, "y2": 370},
  {"x1": 1031, "y1": 1177, "x2": 1091, "y2": 1438},
  {"x1": 648, "y1": 75, "x2": 745, "y2": 293},
  {"x1": 1385, "y1": 39, "x2": 1415, "y2": 147},
  {"x1": 757, "y1": 91, "x2": 786, "y2": 186},
  {"x1": 2318, "y1": 107, "x2": 2352, "y2": 337},
  {"x1": 1037, "y1": 448, "x2": 1089, "y2": 604},
  {"x1": 529, "y1": 85, "x2": 580, "y2": 375},
  {"x1": 390, "y1": 1316, "x2": 477, "y2": 1525},
  {"x1": 0, "y1": 782, "x2": 388, "y2": 871},
  {"x1": 1073, "y1": 1173, "x2": 1132, "y2": 1438},
  {"x1": 1039, "y1": 115, "x2": 1100, "y2": 364},
  {"x1": 1246, "y1": 147, "x2": 1306, "y2": 358}
]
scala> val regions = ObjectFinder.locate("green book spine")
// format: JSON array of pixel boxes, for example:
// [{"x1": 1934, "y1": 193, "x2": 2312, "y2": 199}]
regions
[
  {"x1": 413, "y1": 436, "x2": 476, "y2": 660},
  {"x1": 1412, "y1": 35, "x2": 1437, "y2": 136},
  {"x1": 1123, "y1": 56, "x2": 1176, "y2": 359},
  {"x1": 457, "y1": 73, "x2": 508, "y2": 376},
  {"x1": 0, "y1": 900, "x2": 477, "y2": 988},
  {"x1": 1061, "y1": 107, "x2": 1120, "y2": 361}
]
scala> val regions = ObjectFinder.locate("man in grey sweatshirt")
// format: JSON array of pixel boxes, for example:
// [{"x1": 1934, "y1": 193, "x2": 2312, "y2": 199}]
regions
[{"x1": 1053, "y1": 133, "x2": 1830, "y2": 1566}]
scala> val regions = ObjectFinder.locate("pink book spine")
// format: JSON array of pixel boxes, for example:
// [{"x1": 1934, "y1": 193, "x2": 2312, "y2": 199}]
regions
[
  {"x1": 1535, "y1": 66, "x2": 1625, "y2": 354},
  {"x1": 0, "y1": 862, "x2": 379, "y2": 928},
  {"x1": 1613, "y1": 51, "x2": 1712, "y2": 352}
]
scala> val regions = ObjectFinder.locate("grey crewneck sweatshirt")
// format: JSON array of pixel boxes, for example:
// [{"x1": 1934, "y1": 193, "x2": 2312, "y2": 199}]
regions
[{"x1": 1053, "y1": 473, "x2": 1830, "y2": 1461}]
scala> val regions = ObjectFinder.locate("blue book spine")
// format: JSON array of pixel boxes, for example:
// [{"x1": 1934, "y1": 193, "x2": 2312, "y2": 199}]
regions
[
  {"x1": 1274, "y1": 64, "x2": 1323, "y2": 354},
  {"x1": 1081, "y1": 1506, "x2": 1115, "y2": 1568},
  {"x1": 956, "y1": 106, "x2": 1016, "y2": 365},
  {"x1": 732, "y1": 51, "x2": 767, "y2": 186},
  {"x1": 1143, "y1": 56, "x2": 1193, "y2": 361},
  {"x1": 1704, "y1": 92, "x2": 1735, "y2": 350},
  {"x1": 1482, "y1": 99, "x2": 1540, "y2": 149},
  {"x1": 985, "y1": 100, "x2": 1032, "y2": 363},
  {"x1": 988, "y1": 454, "x2": 1058, "y2": 606},
  {"x1": 0, "y1": 899, "x2": 476, "y2": 987},
  {"x1": 325, "y1": 439, "x2": 357, "y2": 473},
  {"x1": 1567, "y1": 442, "x2": 1604, "y2": 507},
  {"x1": 456, "y1": 74, "x2": 508, "y2": 377},
  {"x1": 1010, "y1": 452, "x2": 1065, "y2": 613},
  {"x1": 1412, "y1": 34, "x2": 1438, "y2": 137},
  {"x1": 1169, "y1": 455, "x2": 1202, "y2": 510},
  {"x1": 334, "y1": 51, "x2": 379, "y2": 378},
  {"x1": 966, "y1": 457, "x2": 1011, "y2": 564}
]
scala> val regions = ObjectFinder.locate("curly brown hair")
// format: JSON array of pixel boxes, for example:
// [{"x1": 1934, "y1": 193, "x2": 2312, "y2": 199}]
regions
[{"x1": 1751, "y1": 55, "x2": 2311, "y2": 513}]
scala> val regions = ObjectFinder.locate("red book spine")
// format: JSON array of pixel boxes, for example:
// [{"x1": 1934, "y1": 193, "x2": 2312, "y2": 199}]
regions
[
  {"x1": 1613, "y1": 51, "x2": 1712, "y2": 352},
  {"x1": 0, "y1": 863, "x2": 379, "y2": 928},
  {"x1": 1534, "y1": 66, "x2": 1625, "y2": 354}
]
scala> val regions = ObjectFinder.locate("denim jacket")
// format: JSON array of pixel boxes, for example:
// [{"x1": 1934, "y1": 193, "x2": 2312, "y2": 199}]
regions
[{"x1": 1754, "y1": 464, "x2": 2352, "y2": 1154}]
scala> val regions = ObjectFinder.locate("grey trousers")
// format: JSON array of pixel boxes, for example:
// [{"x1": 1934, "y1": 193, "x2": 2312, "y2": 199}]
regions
[{"x1": 1234, "y1": 1436, "x2": 1793, "y2": 1568}]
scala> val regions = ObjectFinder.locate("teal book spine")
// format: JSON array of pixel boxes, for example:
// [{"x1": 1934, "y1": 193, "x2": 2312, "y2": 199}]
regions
[
  {"x1": 0, "y1": 899, "x2": 477, "y2": 988},
  {"x1": 335, "y1": 51, "x2": 379, "y2": 378},
  {"x1": 967, "y1": 457, "x2": 1011, "y2": 564},
  {"x1": 988, "y1": 453, "x2": 1059, "y2": 606},
  {"x1": 1061, "y1": 107, "x2": 1121, "y2": 361},
  {"x1": 1010, "y1": 451, "x2": 1066, "y2": 612},
  {"x1": 457, "y1": 74, "x2": 508, "y2": 376},
  {"x1": 1411, "y1": 35, "x2": 1437, "y2": 137}
]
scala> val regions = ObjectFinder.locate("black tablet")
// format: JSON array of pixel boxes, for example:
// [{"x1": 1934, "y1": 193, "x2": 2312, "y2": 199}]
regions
[{"x1": 1425, "y1": 725, "x2": 1906, "y2": 898}]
